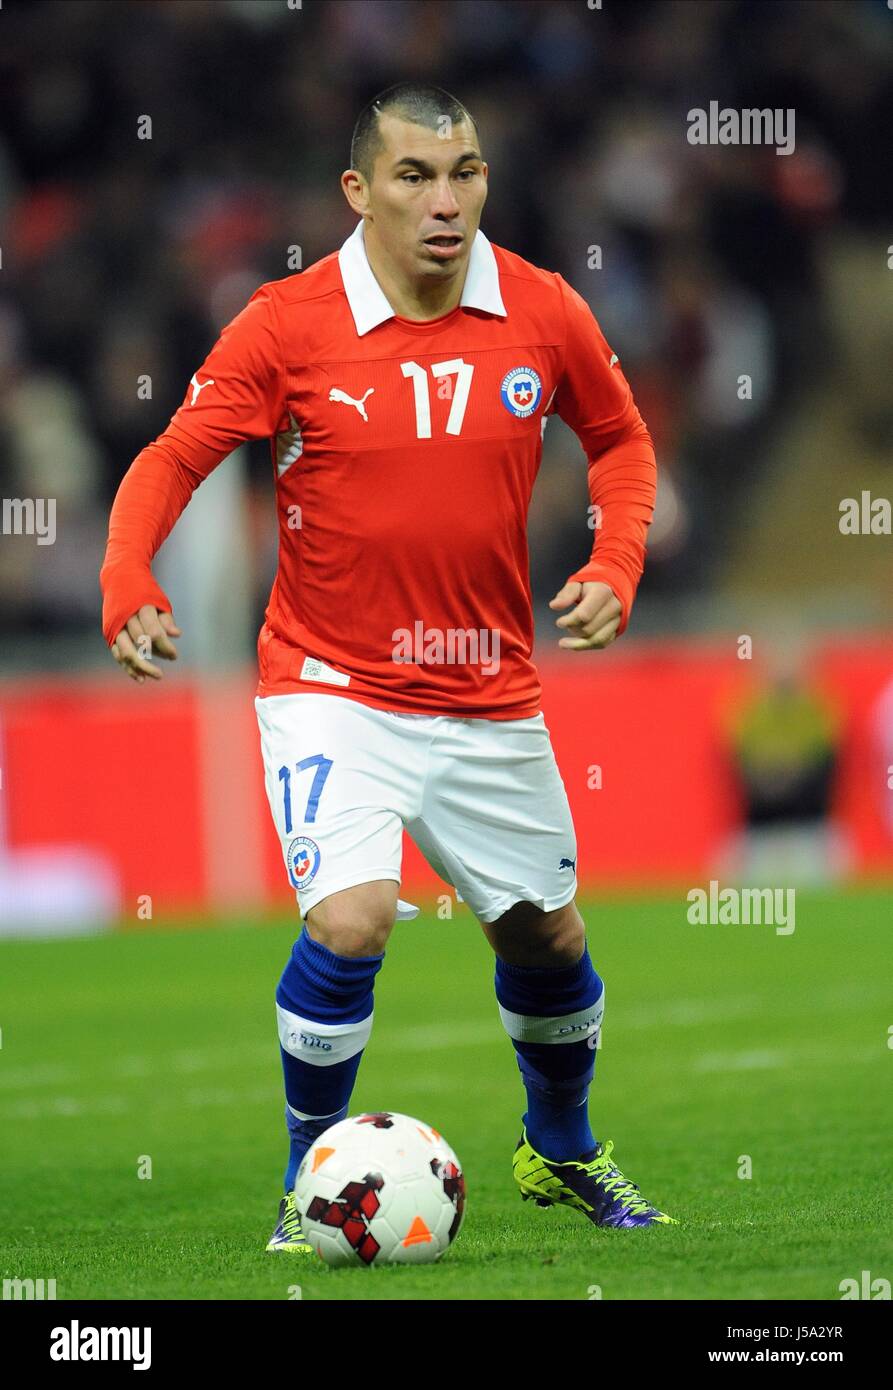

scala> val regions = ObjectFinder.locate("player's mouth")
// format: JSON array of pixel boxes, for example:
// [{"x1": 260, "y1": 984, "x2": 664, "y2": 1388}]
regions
[{"x1": 422, "y1": 233, "x2": 464, "y2": 260}]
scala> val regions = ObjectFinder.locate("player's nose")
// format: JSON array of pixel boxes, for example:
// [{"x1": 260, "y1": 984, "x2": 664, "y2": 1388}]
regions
[{"x1": 428, "y1": 177, "x2": 462, "y2": 218}]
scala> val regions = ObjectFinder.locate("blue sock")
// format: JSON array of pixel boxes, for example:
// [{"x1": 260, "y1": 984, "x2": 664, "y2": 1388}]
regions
[
  {"x1": 495, "y1": 948, "x2": 604, "y2": 1162},
  {"x1": 276, "y1": 929, "x2": 384, "y2": 1192}
]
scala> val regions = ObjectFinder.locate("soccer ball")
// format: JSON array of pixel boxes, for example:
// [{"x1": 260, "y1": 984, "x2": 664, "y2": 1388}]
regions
[{"x1": 294, "y1": 1111, "x2": 466, "y2": 1266}]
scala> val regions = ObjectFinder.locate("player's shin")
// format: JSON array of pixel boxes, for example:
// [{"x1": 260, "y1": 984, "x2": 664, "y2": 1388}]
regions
[
  {"x1": 275, "y1": 929, "x2": 384, "y2": 1192},
  {"x1": 495, "y1": 949, "x2": 605, "y2": 1162}
]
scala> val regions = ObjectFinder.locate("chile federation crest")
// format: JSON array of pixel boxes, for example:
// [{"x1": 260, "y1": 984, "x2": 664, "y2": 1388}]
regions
[
  {"x1": 500, "y1": 366, "x2": 543, "y2": 419},
  {"x1": 286, "y1": 836, "x2": 321, "y2": 890}
]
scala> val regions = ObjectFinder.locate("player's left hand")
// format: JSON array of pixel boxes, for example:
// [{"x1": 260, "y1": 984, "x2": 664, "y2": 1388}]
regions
[{"x1": 549, "y1": 580, "x2": 623, "y2": 650}]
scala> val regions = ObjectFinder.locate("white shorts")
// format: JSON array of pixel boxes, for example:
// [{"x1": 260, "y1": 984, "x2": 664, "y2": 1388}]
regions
[{"x1": 254, "y1": 693, "x2": 578, "y2": 926}]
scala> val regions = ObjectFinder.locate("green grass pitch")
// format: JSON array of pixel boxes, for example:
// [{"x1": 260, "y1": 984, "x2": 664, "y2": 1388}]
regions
[{"x1": 1, "y1": 888, "x2": 890, "y2": 1300}]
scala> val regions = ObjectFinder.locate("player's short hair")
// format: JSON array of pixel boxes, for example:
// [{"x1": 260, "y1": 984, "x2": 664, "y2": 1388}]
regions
[{"x1": 350, "y1": 82, "x2": 480, "y2": 184}]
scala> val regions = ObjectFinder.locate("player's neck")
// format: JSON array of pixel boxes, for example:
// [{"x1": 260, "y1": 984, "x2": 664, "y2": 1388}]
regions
[{"x1": 363, "y1": 227, "x2": 465, "y2": 322}]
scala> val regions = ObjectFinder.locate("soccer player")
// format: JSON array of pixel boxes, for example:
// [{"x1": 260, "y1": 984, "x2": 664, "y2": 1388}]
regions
[{"x1": 100, "y1": 82, "x2": 674, "y2": 1249}]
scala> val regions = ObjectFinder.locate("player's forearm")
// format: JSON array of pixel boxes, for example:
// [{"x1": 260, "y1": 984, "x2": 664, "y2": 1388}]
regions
[
  {"x1": 568, "y1": 429, "x2": 657, "y2": 632},
  {"x1": 99, "y1": 439, "x2": 201, "y2": 645}
]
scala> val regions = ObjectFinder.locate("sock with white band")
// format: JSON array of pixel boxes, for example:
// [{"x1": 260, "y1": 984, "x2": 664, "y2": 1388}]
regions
[
  {"x1": 495, "y1": 948, "x2": 605, "y2": 1162},
  {"x1": 275, "y1": 929, "x2": 384, "y2": 1192}
]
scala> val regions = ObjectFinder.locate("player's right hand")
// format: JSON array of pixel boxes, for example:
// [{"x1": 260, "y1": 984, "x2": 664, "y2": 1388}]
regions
[{"x1": 111, "y1": 606, "x2": 182, "y2": 683}]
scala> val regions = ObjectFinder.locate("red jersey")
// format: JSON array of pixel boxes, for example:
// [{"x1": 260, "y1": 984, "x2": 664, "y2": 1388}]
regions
[{"x1": 101, "y1": 220, "x2": 656, "y2": 718}]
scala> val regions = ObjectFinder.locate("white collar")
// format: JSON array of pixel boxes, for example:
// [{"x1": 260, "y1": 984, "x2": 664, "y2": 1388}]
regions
[{"x1": 338, "y1": 218, "x2": 507, "y2": 336}]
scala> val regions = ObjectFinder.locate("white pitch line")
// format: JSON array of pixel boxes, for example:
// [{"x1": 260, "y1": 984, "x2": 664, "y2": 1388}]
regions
[
  {"x1": 0, "y1": 1073, "x2": 465, "y2": 1122},
  {"x1": 3, "y1": 1039, "x2": 884, "y2": 1122},
  {"x1": 2, "y1": 982, "x2": 888, "y2": 1097},
  {"x1": 622, "y1": 996, "x2": 761, "y2": 1030},
  {"x1": 693, "y1": 1049, "x2": 790, "y2": 1072},
  {"x1": 2, "y1": 1094, "x2": 131, "y2": 1120},
  {"x1": 0, "y1": 1043, "x2": 271, "y2": 1091},
  {"x1": 376, "y1": 1022, "x2": 498, "y2": 1050},
  {"x1": 0, "y1": 1062, "x2": 75, "y2": 1092},
  {"x1": 0, "y1": 1024, "x2": 498, "y2": 1093},
  {"x1": 692, "y1": 1044, "x2": 882, "y2": 1073}
]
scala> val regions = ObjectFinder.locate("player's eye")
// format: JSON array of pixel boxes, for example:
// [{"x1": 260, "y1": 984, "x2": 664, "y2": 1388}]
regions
[
  {"x1": 401, "y1": 173, "x2": 423, "y2": 184},
  {"x1": 456, "y1": 169, "x2": 477, "y2": 180}
]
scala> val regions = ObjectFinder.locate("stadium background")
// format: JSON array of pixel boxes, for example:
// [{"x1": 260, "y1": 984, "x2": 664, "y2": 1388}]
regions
[
  {"x1": 1, "y1": 0, "x2": 891, "y2": 1306},
  {"x1": 1, "y1": 0, "x2": 891, "y2": 927}
]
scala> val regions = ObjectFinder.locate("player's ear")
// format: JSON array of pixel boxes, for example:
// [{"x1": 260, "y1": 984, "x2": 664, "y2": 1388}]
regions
[{"x1": 340, "y1": 168, "x2": 368, "y2": 216}]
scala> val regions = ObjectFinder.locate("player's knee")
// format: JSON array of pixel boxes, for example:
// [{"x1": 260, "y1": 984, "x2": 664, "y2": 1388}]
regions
[
  {"x1": 488, "y1": 898, "x2": 585, "y2": 967},
  {"x1": 537, "y1": 901, "x2": 586, "y2": 965},
  {"x1": 304, "y1": 879, "x2": 398, "y2": 956}
]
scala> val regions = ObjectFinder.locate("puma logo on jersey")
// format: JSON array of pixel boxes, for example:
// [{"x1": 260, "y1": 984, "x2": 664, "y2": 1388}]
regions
[
  {"x1": 329, "y1": 386, "x2": 374, "y2": 421},
  {"x1": 609, "y1": 353, "x2": 619, "y2": 367},
  {"x1": 190, "y1": 374, "x2": 215, "y2": 404}
]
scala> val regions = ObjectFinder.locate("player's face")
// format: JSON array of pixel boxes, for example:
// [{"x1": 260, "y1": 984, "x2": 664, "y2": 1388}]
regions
[{"x1": 367, "y1": 114, "x2": 488, "y2": 277}]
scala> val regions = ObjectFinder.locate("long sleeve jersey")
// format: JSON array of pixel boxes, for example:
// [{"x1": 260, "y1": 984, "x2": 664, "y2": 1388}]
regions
[{"x1": 100, "y1": 219, "x2": 656, "y2": 718}]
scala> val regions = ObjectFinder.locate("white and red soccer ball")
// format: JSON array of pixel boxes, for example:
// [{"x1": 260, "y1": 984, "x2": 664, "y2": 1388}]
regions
[{"x1": 294, "y1": 1111, "x2": 466, "y2": 1266}]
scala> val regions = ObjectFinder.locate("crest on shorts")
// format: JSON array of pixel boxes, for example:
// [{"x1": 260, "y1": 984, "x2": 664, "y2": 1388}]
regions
[
  {"x1": 500, "y1": 366, "x2": 542, "y2": 419},
  {"x1": 286, "y1": 836, "x2": 321, "y2": 889}
]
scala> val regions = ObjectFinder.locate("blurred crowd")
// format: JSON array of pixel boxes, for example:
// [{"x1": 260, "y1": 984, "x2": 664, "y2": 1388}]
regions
[{"x1": 0, "y1": 0, "x2": 890, "y2": 667}]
